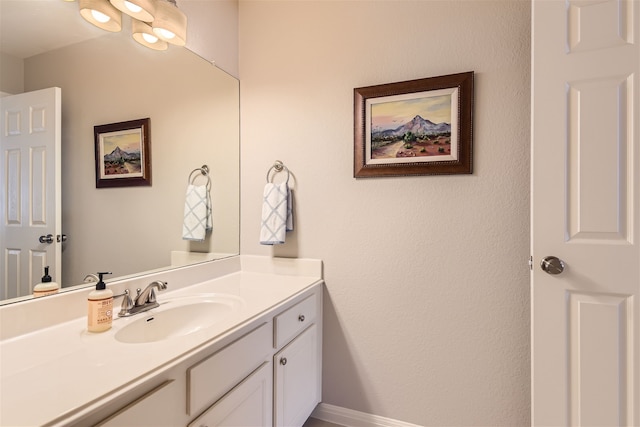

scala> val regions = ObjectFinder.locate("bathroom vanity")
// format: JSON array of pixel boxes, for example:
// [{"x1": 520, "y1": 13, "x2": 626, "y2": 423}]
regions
[{"x1": 0, "y1": 256, "x2": 323, "y2": 427}]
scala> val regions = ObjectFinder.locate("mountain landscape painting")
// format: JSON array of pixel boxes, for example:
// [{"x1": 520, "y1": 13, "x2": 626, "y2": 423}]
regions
[
  {"x1": 101, "y1": 130, "x2": 143, "y2": 177},
  {"x1": 95, "y1": 118, "x2": 151, "y2": 188},
  {"x1": 370, "y1": 93, "x2": 453, "y2": 160},
  {"x1": 354, "y1": 72, "x2": 473, "y2": 178}
]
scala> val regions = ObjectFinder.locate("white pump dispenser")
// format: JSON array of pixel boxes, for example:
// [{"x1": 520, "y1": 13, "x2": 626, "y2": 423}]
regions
[{"x1": 33, "y1": 266, "x2": 60, "y2": 297}]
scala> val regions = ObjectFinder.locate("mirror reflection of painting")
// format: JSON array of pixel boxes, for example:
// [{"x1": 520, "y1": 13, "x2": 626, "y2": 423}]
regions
[
  {"x1": 370, "y1": 92, "x2": 453, "y2": 161},
  {"x1": 101, "y1": 129, "x2": 144, "y2": 178},
  {"x1": 94, "y1": 118, "x2": 151, "y2": 188}
]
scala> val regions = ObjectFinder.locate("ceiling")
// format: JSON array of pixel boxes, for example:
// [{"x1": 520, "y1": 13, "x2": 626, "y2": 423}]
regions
[
  {"x1": 1, "y1": 0, "x2": 112, "y2": 59},
  {"x1": 0, "y1": 1, "x2": 240, "y2": 77}
]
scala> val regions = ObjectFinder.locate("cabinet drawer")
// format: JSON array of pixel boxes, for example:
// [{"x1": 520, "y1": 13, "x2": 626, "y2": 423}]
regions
[
  {"x1": 187, "y1": 322, "x2": 271, "y2": 416},
  {"x1": 97, "y1": 380, "x2": 181, "y2": 427},
  {"x1": 274, "y1": 294, "x2": 317, "y2": 349}
]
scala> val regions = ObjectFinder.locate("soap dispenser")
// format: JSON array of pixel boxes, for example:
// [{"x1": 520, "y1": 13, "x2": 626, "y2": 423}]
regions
[
  {"x1": 87, "y1": 272, "x2": 113, "y2": 333},
  {"x1": 33, "y1": 266, "x2": 60, "y2": 297}
]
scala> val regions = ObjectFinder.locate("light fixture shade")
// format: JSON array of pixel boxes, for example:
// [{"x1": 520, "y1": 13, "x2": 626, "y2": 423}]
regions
[
  {"x1": 151, "y1": 0, "x2": 187, "y2": 46},
  {"x1": 132, "y1": 19, "x2": 168, "y2": 51},
  {"x1": 79, "y1": 0, "x2": 122, "y2": 32},
  {"x1": 110, "y1": 0, "x2": 156, "y2": 23}
]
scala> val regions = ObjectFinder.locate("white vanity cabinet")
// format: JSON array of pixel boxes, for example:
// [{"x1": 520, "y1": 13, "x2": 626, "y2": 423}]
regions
[
  {"x1": 86, "y1": 283, "x2": 322, "y2": 427},
  {"x1": 92, "y1": 322, "x2": 273, "y2": 427}
]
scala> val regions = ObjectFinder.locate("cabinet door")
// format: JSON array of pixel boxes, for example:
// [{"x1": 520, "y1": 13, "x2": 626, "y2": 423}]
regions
[
  {"x1": 274, "y1": 324, "x2": 319, "y2": 427},
  {"x1": 188, "y1": 361, "x2": 272, "y2": 427}
]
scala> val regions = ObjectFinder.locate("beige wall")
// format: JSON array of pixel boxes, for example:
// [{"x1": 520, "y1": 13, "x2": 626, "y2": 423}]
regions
[
  {"x1": 24, "y1": 33, "x2": 239, "y2": 286},
  {"x1": 0, "y1": 52, "x2": 24, "y2": 95},
  {"x1": 239, "y1": 1, "x2": 531, "y2": 425}
]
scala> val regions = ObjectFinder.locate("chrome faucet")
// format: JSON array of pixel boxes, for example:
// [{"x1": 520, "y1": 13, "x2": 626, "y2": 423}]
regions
[
  {"x1": 117, "y1": 281, "x2": 168, "y2": 317},
  {"x1": 83, "y1": 273, "x2": 99, "y2": 283},
  {"x1": 135, "y1": 280, "x2": 168, "y2": 307}
]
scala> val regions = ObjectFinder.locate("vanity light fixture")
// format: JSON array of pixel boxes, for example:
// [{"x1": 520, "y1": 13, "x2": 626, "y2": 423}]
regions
[
  {"x1": 151, "y1": 0, "x2": 187, "y2": 46},
  {"x1": 73, "y1": 0, "x2": 186, "y2": 50},
  {"x1": 132, "y1": 19, "x2": 168, "y2": 51},
  {"x1": 78, "y1": 0, "x2": 122, "y2": 32},
  {"x1": 109, "y1": 0, "x2": 156, "y2": 23}
]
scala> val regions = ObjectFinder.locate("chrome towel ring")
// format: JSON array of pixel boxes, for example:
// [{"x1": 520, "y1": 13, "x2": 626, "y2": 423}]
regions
[
  {"x1": 266, "y1": 160, "x2": 290, "y2": 184},
  {"x1": 188, "y1": 164, "x2": 211, "y2": 190}
]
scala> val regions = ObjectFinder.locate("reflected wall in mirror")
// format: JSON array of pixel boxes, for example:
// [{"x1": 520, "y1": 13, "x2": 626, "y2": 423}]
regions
[{"x1": 0, "y1": 23, "x2": 239, "y2": 304}]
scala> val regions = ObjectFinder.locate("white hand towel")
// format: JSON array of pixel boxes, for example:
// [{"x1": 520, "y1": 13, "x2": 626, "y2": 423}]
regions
[
  {"x1": 182, "y1": 184, "x2": 211, "y2": 241},
  {"x1": 206, "y1": 190, "x2": 213, "y2": 231},
  {"x1": 286, "y1": 186, "x2": 293, "y2": 232},
  {"x1": 260, "y1": 182, "x2": 293, "y2": 245}
]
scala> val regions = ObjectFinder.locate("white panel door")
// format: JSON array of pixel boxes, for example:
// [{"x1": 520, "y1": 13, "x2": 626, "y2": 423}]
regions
[
  {"x1": 0, "y1": 87, "x2": 61, "y2": 299},
  {"x1": 531, "y1": 0, "x2": 639, "y2": 425}
]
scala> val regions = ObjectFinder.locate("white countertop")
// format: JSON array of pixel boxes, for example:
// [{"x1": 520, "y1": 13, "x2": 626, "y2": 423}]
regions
[{"x1": 0, "y1": 256, "x2": 322, "y2": 427}]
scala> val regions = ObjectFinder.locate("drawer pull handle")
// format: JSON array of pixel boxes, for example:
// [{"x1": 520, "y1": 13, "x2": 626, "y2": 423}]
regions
[
  {"x1": 298, "y1": 314, "x2": 305, "y2": 322},
  {"x1": 280, "y1": 357, "x2": 288, "y2": 366}
]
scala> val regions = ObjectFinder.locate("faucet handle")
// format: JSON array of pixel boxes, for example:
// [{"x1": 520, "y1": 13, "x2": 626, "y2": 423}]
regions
[{"x1": 115, "y1": 289, "x2": 134, "y2": 316}]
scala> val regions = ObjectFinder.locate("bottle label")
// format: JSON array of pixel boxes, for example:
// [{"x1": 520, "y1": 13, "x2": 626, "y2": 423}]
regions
[{"x1": 88, "y1": 298, "x2": 113, "y2": 329}]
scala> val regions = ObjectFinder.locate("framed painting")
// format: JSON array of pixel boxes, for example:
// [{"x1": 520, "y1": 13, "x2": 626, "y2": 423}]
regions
[
  {"x1": 94, "y1": 118, "x2": 151, "y2": 188},
  {"x1": 354, "y1": 72, "x2": 474, "y2": 177}
]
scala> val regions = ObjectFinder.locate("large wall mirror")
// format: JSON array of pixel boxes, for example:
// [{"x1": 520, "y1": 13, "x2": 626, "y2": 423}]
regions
[{"x1": 0, "y1": 0, "x2": 240, "y2": 304}]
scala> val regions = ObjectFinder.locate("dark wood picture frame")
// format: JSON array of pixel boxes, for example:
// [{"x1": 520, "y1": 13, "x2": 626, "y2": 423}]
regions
[
  {"x1": 354, "y1": 72, "x2": 474, "y2": 177},
  {"x1": 94, "y1": 118, "x2": 151, "y2": 188}
]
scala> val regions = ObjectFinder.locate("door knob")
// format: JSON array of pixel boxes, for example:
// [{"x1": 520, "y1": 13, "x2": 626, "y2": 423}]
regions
[
  {"x1": 57, "y1": 234, "x2": 67, "y2": 243},
  {"x1": 39, "y1": 234, "x2": 54, "y2": 244},
  {"x1": 540, "y1": 256, "x2": 565, "y2": 275}
]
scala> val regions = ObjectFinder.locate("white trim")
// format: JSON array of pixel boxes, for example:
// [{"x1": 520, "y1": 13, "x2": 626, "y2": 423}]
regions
[{"x1": 311, "y1": 403, "x2": 423, "y2": 427}]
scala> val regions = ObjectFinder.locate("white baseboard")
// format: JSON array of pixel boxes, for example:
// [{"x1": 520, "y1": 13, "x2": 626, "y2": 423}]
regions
[{"x1": 311, "y1": 403, "x2": 423, "y2": 427}]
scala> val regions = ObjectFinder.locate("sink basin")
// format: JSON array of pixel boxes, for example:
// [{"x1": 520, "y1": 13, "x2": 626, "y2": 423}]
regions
[{"x1": 114, "y1": 294, "x2": 243, "y2": 344}]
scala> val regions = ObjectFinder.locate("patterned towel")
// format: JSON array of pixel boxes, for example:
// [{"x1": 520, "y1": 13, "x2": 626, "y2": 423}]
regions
[
  {"x1": 260, "y1": 182, "x2": 293, "y2": 245},
  {"x1": 182, "y1": 184, "x2": 212, "y2": 241}
]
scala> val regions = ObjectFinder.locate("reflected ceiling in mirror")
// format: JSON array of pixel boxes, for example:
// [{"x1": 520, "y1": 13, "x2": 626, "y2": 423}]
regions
[
  {"x1": 0, "y1": 1, "x2": 240, "y2": 305},
  {"x1": 0, "y1": 0, "x2": 107, "y2": 60}
]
